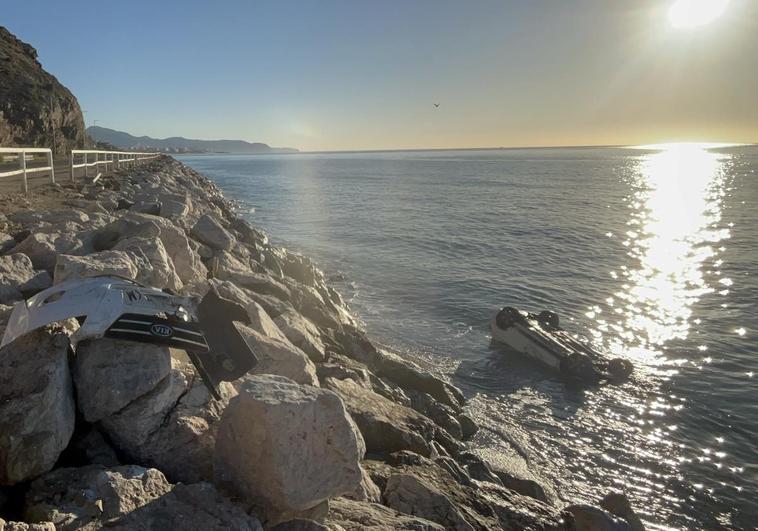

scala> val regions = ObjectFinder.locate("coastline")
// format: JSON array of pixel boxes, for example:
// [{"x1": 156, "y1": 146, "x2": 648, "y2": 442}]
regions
[{"x1": 0, "y1": 156, "x2": 644, "y2": 529}]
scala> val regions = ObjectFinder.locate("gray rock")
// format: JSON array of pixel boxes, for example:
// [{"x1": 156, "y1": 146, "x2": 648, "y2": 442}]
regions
[
  {"x1": 24, "y1": 465, "x2": 172, "y2": 530},
  {"x1": 600, "y1": 493, "x2": 645, "y2": 531},
  {"x1": 0, "y1": 254, "x2": 39, "y2": 303},
  {"x1": 113, "y1": 236, "x2": 182, "y2": 291},
  {"x1": 24, "y1": 465, "x2": 262, "y2": 531},
  {"x1": 108, "y1": 482, "x2": 264, "y2": 531},
  {"x1": 101, "y1": 363, "x2": 236, "y2": 483},
  {"x1": 345, "y1": 466, "x2": 381, "y2": 503},
  {"x1": 245, "y1": 301, "x2": 290, "y2": 343},
  {"x1": 325, "y1": 497, "x2": 445, "y2": 531},
  {"x1": 9, "y1": 232, "x2": 86, "y2": 271},
  {"x1": 565, "y1": 504, "x2": 632, "y2": 531},
  {"x1": 467, "y1": 446, "x2": 558, "y2": 505},
  {"x1": 324, "y1": 377, "x2": 435, "y2": 457},
  {"x1": 237, "y1": 323, "x2": 319, "y2": 386},
  {"x1": 214, "y1": 375, "x2": 365, "y2": 525},
  {"x1": 191, "y1": 214, "x2": 235, "y2": 251},
  {"x1": 274, "y1": 310, "x2": 326, "y2": 362},
  {"x1": 53, "y1": 251, "x2": 138, "y2": 285},
  {"x1": 384, "y1": 473, "x2": 476, "y2": 531},
  {"x1": 0, "y1": 329, "x2": 75, "y2": 485},
  {"x1": 0, "y1": 519, "x2": 56, "y2": 531},
  {"x1": 73, "y1": 338, "x2": 172, "y2": 422}
]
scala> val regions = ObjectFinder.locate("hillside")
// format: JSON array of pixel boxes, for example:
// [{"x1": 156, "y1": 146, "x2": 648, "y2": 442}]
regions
[
  {"x1": 0, "y1": 26, "x2": 87, "y2": 154},
  {"x1": 87, "y1": 126, "x2": 298, "y2": 154}
]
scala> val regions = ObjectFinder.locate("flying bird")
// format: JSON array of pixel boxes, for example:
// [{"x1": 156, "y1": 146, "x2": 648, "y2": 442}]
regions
[{"x1": 433, "y1": 103, "x2": 440, "y2": 108}]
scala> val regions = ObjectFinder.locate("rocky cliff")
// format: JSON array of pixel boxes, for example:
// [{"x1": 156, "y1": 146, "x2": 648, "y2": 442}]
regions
[{"x1": 0, "y1": 27, "x2": 87, "y2": 155}]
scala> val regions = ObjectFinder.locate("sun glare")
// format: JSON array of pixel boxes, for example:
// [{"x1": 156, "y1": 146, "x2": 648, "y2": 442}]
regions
[{"x1": 668, "y1": 0, "x2": 730, "y2": 29}]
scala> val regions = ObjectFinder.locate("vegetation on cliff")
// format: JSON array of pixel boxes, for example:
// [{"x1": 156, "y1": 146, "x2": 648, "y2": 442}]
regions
[{"x1": 0, "y1": 26, "x2": 87, "y2": 155}]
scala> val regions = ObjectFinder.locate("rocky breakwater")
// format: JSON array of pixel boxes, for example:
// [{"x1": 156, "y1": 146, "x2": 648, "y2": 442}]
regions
[{"x1": 0, "y1": 156, "x2": 644, "y2": 530}]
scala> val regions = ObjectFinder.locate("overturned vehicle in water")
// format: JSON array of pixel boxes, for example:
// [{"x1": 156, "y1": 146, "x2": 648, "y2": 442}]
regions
[
  {"x1": 491, "y1": 306, "x2": 633, "y2": 385},
  {"x1": 1, "y1": 275, "x2": 258, "y2": 399}
]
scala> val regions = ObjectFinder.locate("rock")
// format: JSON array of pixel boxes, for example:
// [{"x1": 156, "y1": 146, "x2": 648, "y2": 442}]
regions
[
  {"x1": 191, "y1": 214, "x2": 235, "y2": 251},
  {"x1": 458, "y1": 413, "x2": 479, "y2": 440},
  {"x1": 335, "y1": 328, "x2": 464, "y2": 409},
  {"x1": 245, "y1": 301, "x2": 290, "y2": 343},
  {"x1": 325, "y1": 497, "x2": 445, "y2": 531},
  {"x1": 24, "y1": 465, "x2": 172, "y2": 529},
  {"x1": 345, "y1": 466, "x2": 381, "y2": 503},
  {"x1": 565, "y1": 504, "x2": 632, "y2": 531},
  {"x1": 467, "y1": 447, "x2": 558, "y2": 505},
  {"x1": 53, "y1": 251, "x2": 138, "y2": 285},
  {"x1": 0, "y1": 520, "x2": 56, "y2": 531},
  {"x1": 0, "y1": 329, "x2": 75, "y2": 485},
  {"x1": 101, "y1": 363, "x2": 235, "y2": 483},
  {"x1": 72, "y1": 338, "x2": 172, "y2": 422},
  {"x1": 409, "y1": 391, "x2": 463, "y2": 440},
  {"x1": 24, "y1": 465, "x2": 262, "y2": 531},
  {"x1": 0, "y1": 232, "x2": 15, "y2": 253},
  {"x1": 215, "y1": 267, "x2": 291, "y2": 302},
  {"x1": 274, "y1": 310, "x2": 326, "y2": 362},
  {"x1": 113, "y1": 236, "x2": 182, "y2": 291},
  {"x1": 0, "y1": 26, "x2": 87, "y2": 155},
  {"x1": 600, "y1": 493, "x2": 645, "y2": 531},
  {"x1": 8, "y1": 233, "x2": 87, "y2": 271},
  {"x1": 214, "y1": 375, "x2": 364, "y2": 525},
  {"x1": 0, "y1": 254, "x2": 42, "y2": 303},
  {"x1": 157, "y1": 223, "x2": 207, "y2": 284},
  {"x1": 131, "y1": 200, "x2": 162, "y2": 216},
  {"x1": 324, "y1": 377, "x2": 435, "y2": 457},
  {"x1": 107, "y1": 482, "x2": 264, "y2": 530},
  {"x1": 237, "y1": 324, "x2": 319, "y2": 386},
  {"x1": 270, "y1": 519, "x2": 327, "y2": 531},
  {"x1": 384, "y1": 473, "x2": 476, "y2": 531}
]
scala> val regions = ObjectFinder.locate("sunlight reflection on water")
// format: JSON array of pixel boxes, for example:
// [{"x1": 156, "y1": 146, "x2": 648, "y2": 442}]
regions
[{"x1": 595, "y1": 144, "x2": 730, "y2": 363}]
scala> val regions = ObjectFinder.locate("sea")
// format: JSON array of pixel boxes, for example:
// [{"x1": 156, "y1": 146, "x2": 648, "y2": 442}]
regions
[{"x1": 179, "y1": 144, "x2": 758, "y2": 530}]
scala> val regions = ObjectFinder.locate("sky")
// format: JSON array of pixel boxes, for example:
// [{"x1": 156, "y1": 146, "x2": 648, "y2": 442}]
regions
[{"x1": 3, "y1": 0, "x2": 757, "y2": 151}]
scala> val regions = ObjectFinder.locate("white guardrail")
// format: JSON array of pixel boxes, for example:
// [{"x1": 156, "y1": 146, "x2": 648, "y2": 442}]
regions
[
  {"x1": 0, "y1": 147, "x2": 54, "y2": 193},
  {"x1": 70, "y1": 150, "x2": 160, "y2": 181}
]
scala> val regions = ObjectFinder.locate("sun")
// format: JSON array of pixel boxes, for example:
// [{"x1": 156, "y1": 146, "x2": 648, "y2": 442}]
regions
[{"x1": 668, "y1": 0, "x2": 730, "y2": 29}]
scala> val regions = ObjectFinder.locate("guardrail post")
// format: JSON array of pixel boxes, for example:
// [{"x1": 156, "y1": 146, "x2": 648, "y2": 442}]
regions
[
  {"x1": 84, "y1": 152, "x2": 88, "y2": 178},
  {"x1": 48, "y1": 149, "x2": 55, "y2": 184},
  {"x1": 19, "y1": 150, "x2": 28, "y2": 194},
  {"x1": 70, "y1": 151, "x2": 75, "y2": 182}
]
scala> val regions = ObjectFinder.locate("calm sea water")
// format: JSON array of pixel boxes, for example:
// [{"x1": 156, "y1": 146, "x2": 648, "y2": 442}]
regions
[{"x1": 179, "y1": 145, "x2": 758, "y2": 530}]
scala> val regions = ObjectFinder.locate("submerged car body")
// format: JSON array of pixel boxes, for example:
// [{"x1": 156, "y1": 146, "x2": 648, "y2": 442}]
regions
[
  {"x1": 1, "y1": 276, "x2": 257, "y2": 398},
  {"x1": 491, "y1": 306, "x2": 632, "y2": 384}
]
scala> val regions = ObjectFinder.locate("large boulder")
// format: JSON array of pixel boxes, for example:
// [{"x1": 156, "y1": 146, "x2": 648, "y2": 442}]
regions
[
  {"x1": 53, "y1": 251, "x2": 138, "y2": 285},
  {"x1": 214, "y1": 375, "x2": 365, "y2": 525},
  {"x1": 334, "y1": 328, "x2": 464, "y2": 409},
  {"x1": 100, "y1": 362, "x2": 235, "y2": 484},
  {"x1": 274, "y1": 310, "x2": 326, "y2": 362},
  {"x1": 24, "y1": 465, "x2": 172, "y2": 530},
  {"x1": 23, "y1": 465, "x2": 262, "y2": 531},
  {"x1": 191, "y1": 214, "x2": 235, "y2": 251},
  {"x1": 113, "y1": 236, "x2": 182, "y2": 291},
  {"x1": 237, "y1": 324, "x2": 319, "y2": 386},
  {"x1": 324, "y1": 377, "x2": 435, "y2": 457},
  {"x1": 8, "y1": 233, "x2": 87, "y2": 271},
  {"x1": 325, "y1": 497, "x2": 444, "y2": 531},
  {"x1": 0, "y1": 328, "x2": 75, "y2": 485},
  {"x1": 381, "y1": 462, "x2": 572, "y2": 531},
  {"x1": 72, "y1": 338, "x2": 172, "y2": 422},
  {"x1": 0, "y1": 254, "x2": 51, "y2": 304}
]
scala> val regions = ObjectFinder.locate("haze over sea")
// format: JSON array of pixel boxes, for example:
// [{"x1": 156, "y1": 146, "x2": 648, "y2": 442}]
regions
[{"x1": 180, "y1": 145, "x2": 757, "y2": 530}]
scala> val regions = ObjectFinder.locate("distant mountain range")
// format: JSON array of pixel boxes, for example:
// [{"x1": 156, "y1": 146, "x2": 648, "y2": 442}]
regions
[{"x1": 86, "y1": 126, "x2": 298, "y2": 154}]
